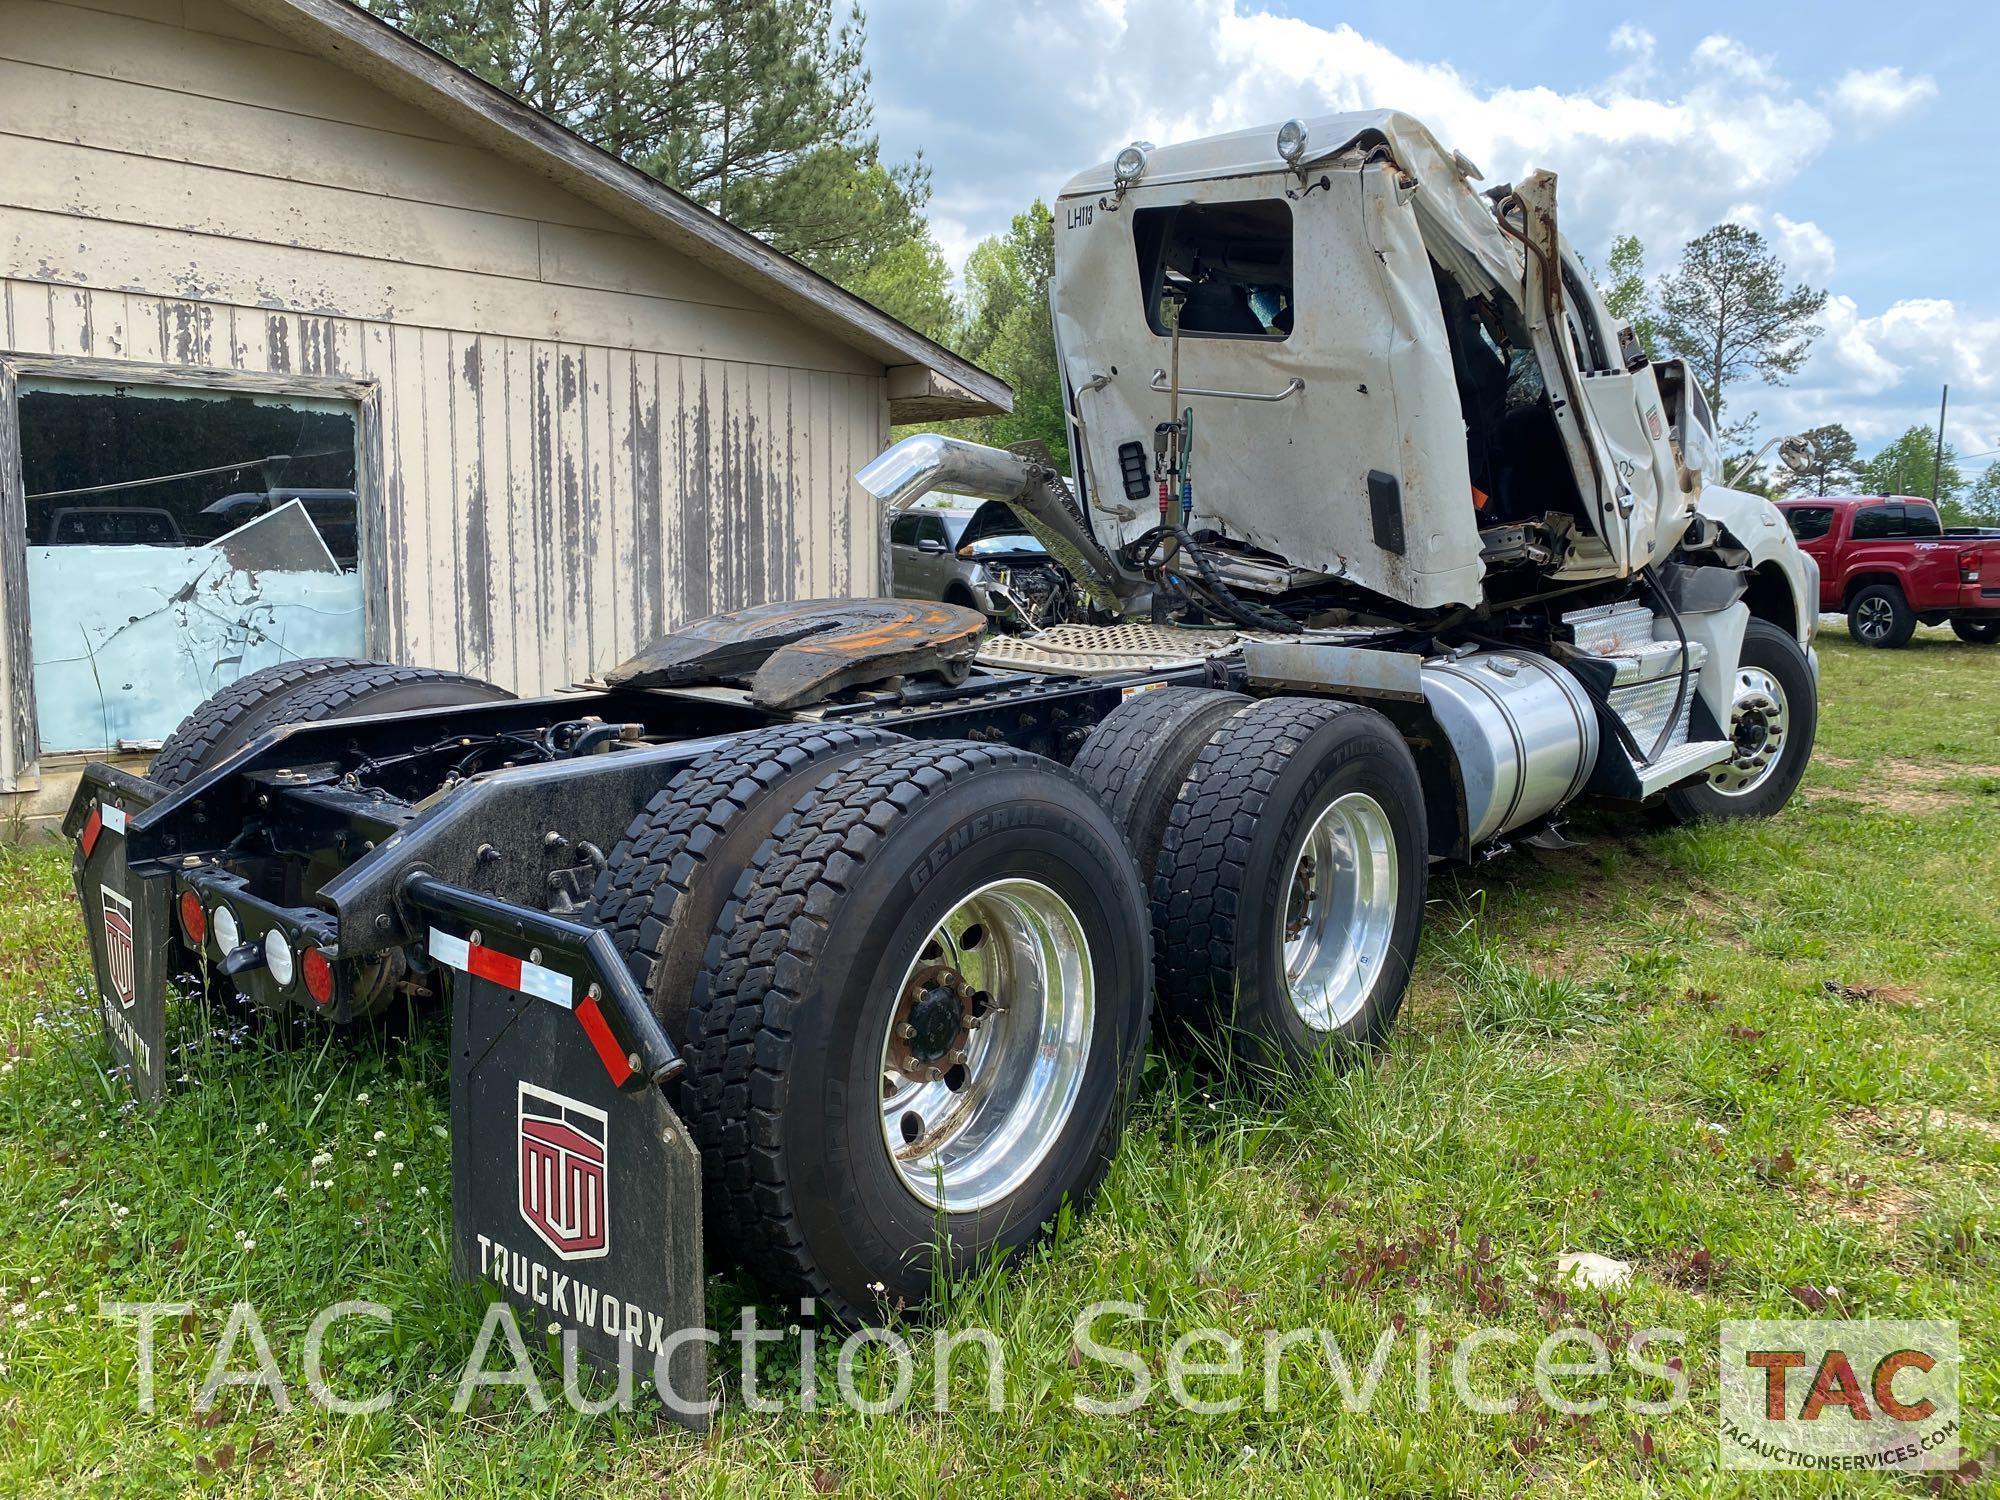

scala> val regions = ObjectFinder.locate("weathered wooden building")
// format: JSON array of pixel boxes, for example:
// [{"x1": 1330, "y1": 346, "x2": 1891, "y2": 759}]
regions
[{"x1": 0, "y1": 0, "x2": 1006, "y2": 821}]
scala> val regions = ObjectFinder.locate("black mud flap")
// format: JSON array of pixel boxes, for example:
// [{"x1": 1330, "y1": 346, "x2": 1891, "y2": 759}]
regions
[
  {"x1": 425, "y1": 882, "x2": 708, "y2": 1425},
  {"x1": 66, "y1": 766, "x2": 172, "y2": 1102}
]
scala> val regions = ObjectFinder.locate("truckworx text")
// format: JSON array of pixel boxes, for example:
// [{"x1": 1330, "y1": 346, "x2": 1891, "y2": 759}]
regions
[{"x1": 68, "y1": 110, "x2": 1820, "y2": 1420}]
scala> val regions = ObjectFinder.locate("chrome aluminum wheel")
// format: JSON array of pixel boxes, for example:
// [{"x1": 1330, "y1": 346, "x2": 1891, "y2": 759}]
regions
[
  {"x1": 1708, "y1": 667, "x2": 1790, "y2": 795},
  {"x1": 1855, "y1": 595, "x2": 1896, "y2": 642},
  {"x1": 879, "y1": 879, "x2": 1093, "y2": 1213},
  {"x1": 1280, "y1": 791, "x2": 1398, "y2": 1033}
]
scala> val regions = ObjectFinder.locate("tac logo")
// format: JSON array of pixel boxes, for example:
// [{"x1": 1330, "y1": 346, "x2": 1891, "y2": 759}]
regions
[
  {"x1": 517, "y1": 1082, "x2": 610, "y2": 1261},
  {"x1": 100, "y1": 885, "x2": 136, "y2": 1010},
  {"x1": 1720, "y1": 1320, "x2": 1960, "y2": 1472}
]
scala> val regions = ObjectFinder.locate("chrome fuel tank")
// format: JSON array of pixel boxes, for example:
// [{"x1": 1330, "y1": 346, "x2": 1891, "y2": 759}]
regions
[{"x1": 1421, "y1": 650, "x2": 1599, "y2": 847}]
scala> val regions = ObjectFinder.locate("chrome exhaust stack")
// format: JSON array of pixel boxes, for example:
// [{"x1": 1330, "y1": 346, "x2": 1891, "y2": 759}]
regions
[{"x1": 857, "y1": 434, "x2": 1148, "y2": 614}]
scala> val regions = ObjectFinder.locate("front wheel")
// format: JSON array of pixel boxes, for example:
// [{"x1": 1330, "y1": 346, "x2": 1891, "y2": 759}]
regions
[
  {"x1": 1663, "y1": 618, "x2": 1818, "y2": 822},
  {"x1": 686, "y1": 741, "x2": 1150, "y2": 1322},
  {"x1": 1951, "y1": 617, "x2": 2000, "y2": 645}
]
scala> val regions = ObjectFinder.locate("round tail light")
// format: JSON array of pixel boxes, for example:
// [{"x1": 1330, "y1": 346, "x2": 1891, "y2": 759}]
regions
[
  {"x1": 263, "y1": 929, "x2": 296, "y2": 989},
  {"x1": 211, "y1": 903, "x2": 240, "y2": 955},
  {"x1": 302, "y1": 948, "x2": 335, "y2": 1006},
  {"x1": 178, "y1": 889, "x2": 207, "y2": 945}
]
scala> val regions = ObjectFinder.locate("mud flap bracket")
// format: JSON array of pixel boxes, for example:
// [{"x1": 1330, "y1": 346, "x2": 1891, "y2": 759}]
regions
[{"x1": 411, "y1": 877, "x2": 709, "y2": 1425}]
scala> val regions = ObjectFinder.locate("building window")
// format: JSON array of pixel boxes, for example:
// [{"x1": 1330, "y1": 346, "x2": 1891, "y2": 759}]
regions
[
  {"x1": 1133, "y1": 199, "x2": 1294, "y2": 339},
  {"x1": 16, "y1": 377, "x2": 364, "y2": 754}
]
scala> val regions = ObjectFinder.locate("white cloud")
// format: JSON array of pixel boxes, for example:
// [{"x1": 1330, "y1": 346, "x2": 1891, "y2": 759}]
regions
[
  {"x1": 1776, "y1": 217, "x2": 1832, "y2": 288},
  {"x1": 1609, "y1": 24, "x2": 1655, "y2": 59},
  {"x1": 1690, "y1": 34, "x2": 1778, "y2": 87},
  {"x1": 1754, "y1": 294, "x2": 2000, "y2": 457},
  {"x1": 1829, "y1": 66, "x2": 1939, "y2": 122},
  {"x1": 874, "y1": 5, "x2": 1857, "y2": 267},
  {"x1": 865, "y1": 0, "x2": 1975, "y2": 456}
]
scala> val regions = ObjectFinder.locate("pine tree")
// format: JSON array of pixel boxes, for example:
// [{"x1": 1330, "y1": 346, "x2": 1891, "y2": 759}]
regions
[
  {"x1": 1653, "y1": 224, "x2": 1826, "y2": 416},
  {"x1": 1778, "y1": 424, "x2": 1862, "y2": 497},
  {"x1": 364, "y1": 0, "x2": 954, "y2": 335}
]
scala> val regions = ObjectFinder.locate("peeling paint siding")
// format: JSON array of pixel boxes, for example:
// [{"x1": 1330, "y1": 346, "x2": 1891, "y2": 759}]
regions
[
  {"x1": 0, "y1": 0, "x2": 894, "y2": 718},
  {"x1": 11, "y1": 299, "x2": 886, "y2": 699}
]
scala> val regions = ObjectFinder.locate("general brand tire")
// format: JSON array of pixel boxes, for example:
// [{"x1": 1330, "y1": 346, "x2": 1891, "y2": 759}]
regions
[
  {"x1": 1847, "y1": 584, "x2": 1915, "y2": 648},
  {"x1": 587, "y1": 723, "x2": 903, "y2": 1042},
  {"x1": 1951, "y1": 618, "x2": 2000, "y2": 645},
  {"x1": 149, "y1": 657, "x2": 378, "y2": 788},
  {"x1": 1070, "y1": 685, "x2": 1251, "y2": 886},
  {"x1": 1663, "y1": 617, "x2": 1819, "y2": 823},
  {"x1": 685, "y1": 740, "x2": 1150, "y2": 1322},
  {"x1": 1153, "y1": 696, "x2": 1425, "y2": 1071}
]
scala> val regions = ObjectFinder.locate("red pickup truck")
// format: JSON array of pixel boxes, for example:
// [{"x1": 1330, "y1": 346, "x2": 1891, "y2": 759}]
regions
[{"x1": 1775, "y1": 495, "x2": 2000, "y2": 648}]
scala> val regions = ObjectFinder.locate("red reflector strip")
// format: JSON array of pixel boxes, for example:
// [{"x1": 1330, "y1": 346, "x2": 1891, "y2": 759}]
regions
[
  {"x1": 80, "y1": 804, "x2": 103, "y2": 858},
  {"x1": 425, "y1": 928, "x2": 574, "y2": 1008},
  {"x1": 575, "y1": 996, "x2": 635, "y2": 1088},
  {"x1": 465, "y1": 941, "x2": 522, "y2": 990}
]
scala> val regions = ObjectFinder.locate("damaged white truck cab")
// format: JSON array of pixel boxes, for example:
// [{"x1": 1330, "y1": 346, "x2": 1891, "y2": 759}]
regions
[
  {"x1": 872, "y1": 108, "x2": 1817, "y2": 834},
  {"x1": 1046, "y1": 110, "x2": 1809, "y2": 638}
]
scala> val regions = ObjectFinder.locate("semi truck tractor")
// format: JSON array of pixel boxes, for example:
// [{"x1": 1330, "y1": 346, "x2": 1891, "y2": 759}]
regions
[{"x1": 65, "y1": 110, "x2": 1819, "y2": 1408}]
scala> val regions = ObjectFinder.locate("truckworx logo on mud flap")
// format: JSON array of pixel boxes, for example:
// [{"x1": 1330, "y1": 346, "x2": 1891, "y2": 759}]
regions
[
  {"x1": 99, "y1": 886, "x2": 136, "y2": 1010},
  {"x1": 471, "y1": 1233, "x2": 686, "y2": 1359},
  {"x1": 516, "y1": 1083, "x2": 610, "y2": 1261}
]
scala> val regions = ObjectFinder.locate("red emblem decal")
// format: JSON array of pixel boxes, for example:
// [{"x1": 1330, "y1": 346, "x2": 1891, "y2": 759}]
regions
[
  {"x1": 101, "y1": 886, "x2": 136, "y2": 1011},
  {"x1": 1646, "y1": 407, "x2": 1664, "y2": 441},
  {"x1": 517, "y1": 1082, "x2": 609, "y2": 1260}
]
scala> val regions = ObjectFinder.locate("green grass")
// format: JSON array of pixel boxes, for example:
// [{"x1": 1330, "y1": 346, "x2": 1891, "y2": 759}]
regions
[{"x1": 2, "y1": 631, "x2": 1997, "y2": 1496}]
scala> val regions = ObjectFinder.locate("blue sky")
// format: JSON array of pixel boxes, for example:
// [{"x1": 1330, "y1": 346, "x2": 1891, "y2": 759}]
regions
[{"x1": 863, "y1": 0, "x2": 2000, "y2": 474}]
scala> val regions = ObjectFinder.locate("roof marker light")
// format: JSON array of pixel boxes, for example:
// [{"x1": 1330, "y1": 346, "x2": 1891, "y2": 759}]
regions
[
  {"x1": 1113, "y1": 142, "x2": 1150, "y2": 189},
  {"x1": 1276, "y1": 118, "x2": 1309, "y2": 166}
]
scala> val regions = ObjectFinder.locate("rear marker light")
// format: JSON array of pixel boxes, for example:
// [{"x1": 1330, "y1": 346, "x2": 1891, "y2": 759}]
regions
[
  {"x1": 211, "y1": 904, "x2": 240, "y2": 956},
  {"x1": 264, "y1": 929, "x2": 296, "y2": 989},
  {"x1": 302, "y1": 949, "x2": 334, "y2": 1006},
  {"x1": 178, "y1": 890, "x2": 206, "y2": 945}
]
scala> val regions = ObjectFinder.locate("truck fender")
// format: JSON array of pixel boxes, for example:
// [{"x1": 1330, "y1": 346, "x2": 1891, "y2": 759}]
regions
[
  {"x1": 1655, "y1": 601, "x2": 1749, "y2": 737},
  {"x1": 1693, "y1": 484, "x2": 1816, "y2": 649}
]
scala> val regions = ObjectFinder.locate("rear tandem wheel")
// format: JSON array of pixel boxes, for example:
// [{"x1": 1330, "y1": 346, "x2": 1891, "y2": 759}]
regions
[{"x1": 683, "y1": 740, "x2": 1152, "y2": 1322}]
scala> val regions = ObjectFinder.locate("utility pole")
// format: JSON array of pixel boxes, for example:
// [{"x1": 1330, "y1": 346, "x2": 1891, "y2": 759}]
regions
[{"x1": 1933, "y1": 385, "x2": 1949, "y2": 502}]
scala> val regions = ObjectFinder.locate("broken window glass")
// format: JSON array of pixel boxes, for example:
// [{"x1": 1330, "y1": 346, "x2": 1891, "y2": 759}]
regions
[
  {"x1": 1133, "y1": 199, "x2": 1294, "y2": 340},
  {"x1": 16, "y1": 378, "x2": 365, "y2": 754}
]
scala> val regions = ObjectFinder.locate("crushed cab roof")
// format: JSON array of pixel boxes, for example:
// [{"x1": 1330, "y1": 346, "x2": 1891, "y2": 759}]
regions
[{"x1": 1060, "y1": 108, "x2": 1523, "y2": 297}]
